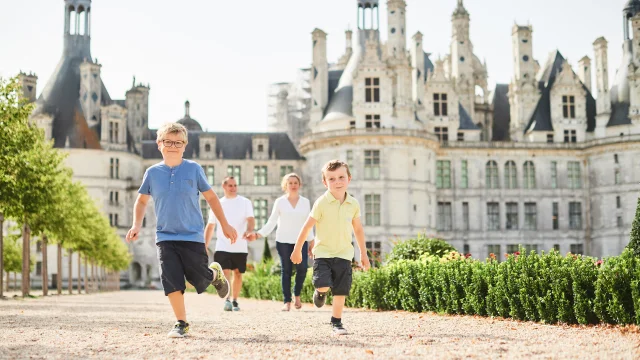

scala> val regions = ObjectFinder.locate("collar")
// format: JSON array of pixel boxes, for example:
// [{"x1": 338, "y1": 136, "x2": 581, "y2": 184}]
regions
[{"x1": 325, "y1": 191, "x2": 353, "y2": 204}]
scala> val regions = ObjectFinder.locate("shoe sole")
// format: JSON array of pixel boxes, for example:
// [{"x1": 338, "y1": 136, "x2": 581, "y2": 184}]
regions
[
  {"x1": 167, "y1": 332, "x2": 186, "y2": 338},
  {"x1": 209, "y1": 262, "x2": 230, "y2": 298}
]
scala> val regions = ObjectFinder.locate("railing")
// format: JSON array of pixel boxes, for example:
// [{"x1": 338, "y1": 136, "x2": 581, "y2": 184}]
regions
[{"x1": 301, "y1": 130, "x2": 640, "y2": 150}]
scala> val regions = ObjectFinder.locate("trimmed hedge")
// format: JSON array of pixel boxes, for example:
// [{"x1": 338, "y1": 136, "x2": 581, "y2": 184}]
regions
[{"x1": 241, "y1": 248, "x2": 640, "y2": 326}]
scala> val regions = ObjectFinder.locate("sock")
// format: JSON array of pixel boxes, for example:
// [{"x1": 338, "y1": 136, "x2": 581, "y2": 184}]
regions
[{"x1": 331, "y1": 316, "x2": 341, "y2": 324}]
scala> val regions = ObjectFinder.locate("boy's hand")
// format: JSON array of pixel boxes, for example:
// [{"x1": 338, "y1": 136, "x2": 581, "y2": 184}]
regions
[
  {"x1": 222, "y1": 223, "x2": 238, "y2": 244},
  {"x1": 290, "y1": 250, "x2": 303, "y2": 264},
  {"x1": 360, "y1": 254, "x2": 371, "y2": 271},
  {"x1": 126, "y1": 226, "x2": 141, "y2": 243}
]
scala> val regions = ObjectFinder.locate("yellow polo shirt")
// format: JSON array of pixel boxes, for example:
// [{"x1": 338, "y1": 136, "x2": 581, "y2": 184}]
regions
[{"x1": 310, "y1": 191, "x2": 361, "y2": 261}]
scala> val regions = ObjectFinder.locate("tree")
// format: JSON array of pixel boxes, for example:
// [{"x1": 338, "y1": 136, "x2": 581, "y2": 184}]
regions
[{"x1": 627, "y1": 196, "x2": 640, "y2": 256}]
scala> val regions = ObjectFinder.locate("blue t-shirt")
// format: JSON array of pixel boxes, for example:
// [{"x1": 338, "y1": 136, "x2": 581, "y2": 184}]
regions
[{"x1": 138, "y1": 159, "x2": 212, "y2": 243}]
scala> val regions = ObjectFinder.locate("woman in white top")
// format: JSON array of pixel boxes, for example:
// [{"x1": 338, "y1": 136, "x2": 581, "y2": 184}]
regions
[{"x1": 252, "y1": 173, "x2": 313, "y2": 311}]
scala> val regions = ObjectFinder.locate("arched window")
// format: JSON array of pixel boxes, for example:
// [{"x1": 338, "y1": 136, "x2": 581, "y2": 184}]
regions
[
  {"x1": 485, "y1": 161, "x2": 499, "y2": 189},
  {"x1": 523, "y1": 161, "x2": 536, "y2": 189},
  {"x1": 504, "y1": 161, "x2": 517, "y2": 189}
]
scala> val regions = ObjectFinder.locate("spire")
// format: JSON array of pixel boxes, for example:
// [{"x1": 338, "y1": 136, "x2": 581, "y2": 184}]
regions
[
  {"x1": 185, "y1": 100, "x2": 190, "y2": 117},
  {"x1": 453, "y1": 0, "x2": 469, "y2": 17}
]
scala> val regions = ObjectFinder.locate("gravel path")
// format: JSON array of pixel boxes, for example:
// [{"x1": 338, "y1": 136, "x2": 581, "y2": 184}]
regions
[{"x1": 0, "y1": 290, "x2": 638, "y2": 359}]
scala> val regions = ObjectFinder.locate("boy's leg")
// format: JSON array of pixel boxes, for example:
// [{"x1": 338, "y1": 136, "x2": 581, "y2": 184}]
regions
[
  {"x1": 168, "y1": 291, "x2": 187, "y2": 322},
  {"x1": 276, "y1": 242, "x2": 294, "y2": 304},
  {"x1": 329, "y1": 258, "x2": 352, "y2": 335},
  {"x1": 331, "y1": 296, "x2": 346, "y2": 319},
  {"x1": 312, "y1": 259, "x2": 333, "y2": 307}
]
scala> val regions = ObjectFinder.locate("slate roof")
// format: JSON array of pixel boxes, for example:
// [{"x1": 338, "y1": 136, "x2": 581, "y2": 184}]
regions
[
  {"x1": 458, "y1": 103, "x2": 480, "y2": 130},
  {"x1": 524, "y1": 51, "x2": 596, "y2": 133},
  {"x1": 491, "y1": 84, "x2": 511, "y2": 141},
  {"x1": 142, "y1": 132, "x2": 303, "y2": 160}
]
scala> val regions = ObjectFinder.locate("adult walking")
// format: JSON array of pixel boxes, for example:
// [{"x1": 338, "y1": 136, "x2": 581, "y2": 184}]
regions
[
  {"x1": 205, "y1": 176, "x2": 255, "y2": 312},
  {"x1": 250, "y1": 173, "x2": 313, "y2": 311}
]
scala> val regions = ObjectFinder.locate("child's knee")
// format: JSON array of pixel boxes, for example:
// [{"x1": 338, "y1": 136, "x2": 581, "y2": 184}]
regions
[{"x1": 316, "y1": 287, "x2": 330, "y2": 293}]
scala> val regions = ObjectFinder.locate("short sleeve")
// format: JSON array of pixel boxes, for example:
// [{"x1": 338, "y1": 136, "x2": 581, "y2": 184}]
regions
[
  {"x1": 246, "y1": 198, "x2": 255, "y2": 218},
  {"x1": 196, "y1": 165, "x2": 212, "y2": 193},
  {"x1": 310, "y1": 198, "x2": 323, "y2": 222},
  {"x1": 138, "y1": 169, "x2": 151, "y2": 195},
  {"x1": 207, "y1": 209, "x2": 216, "y2": 224},
  {"x1": 353, "y1": 199, "x2": 361, "y2": 219}
]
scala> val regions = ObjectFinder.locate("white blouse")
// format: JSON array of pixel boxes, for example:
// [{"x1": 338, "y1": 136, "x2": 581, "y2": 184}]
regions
[{"x1": 257, "y1": 195, "x2": 313, "y2": 244}]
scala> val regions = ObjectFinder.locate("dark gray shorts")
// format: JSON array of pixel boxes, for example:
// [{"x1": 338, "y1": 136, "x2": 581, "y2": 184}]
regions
[
  {"x1": 157, "y1": 241, "x2": 213, "y2": 296},
  {"x1": 312, "y1": 258, "x2": 353, "y2": 296}
]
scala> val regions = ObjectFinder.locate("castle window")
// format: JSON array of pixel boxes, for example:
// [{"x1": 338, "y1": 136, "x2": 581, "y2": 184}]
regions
[
  {"x1": 485, "y1": 161, "x2": 499, "y2": 189},
  {"x1": 109, "y1": 121, "x2": 119, "y2": 143},
  {"x1": 364, "y1": 150, "x2": 381, "y2": 180},
  {"x1": 280, "y1": 165, "x2": 294, "y2": 178},
  {"x1": 227, "y1": 165, "x2": 241, "y2": 185},
  {"x1": 253, "y1": 166, "x2": 267, "y2": 186},
  {"x1": 457, "y1": 132, "x2": 464, "y2": 141},
  {"x1": 365, "y1": 194, "x2": 381, "y2": 226},
  {"x1": 434, "y1": 127, "x2": 448, "y2": 142},
  {"x1": 110, "y1": 158, "x2": 120, "y2": 179},
  {"x1": 433, "y1": 93, "x2": 448, "y2": 116},
  {"x1": 562, "y1": 95, "x2": 576, "y2": 119},
  {"x1": 437, "y1": 202, "x2": 452, "y2": 231},
  {"x1": 569, "y1": 202, "x2": 582, "y2": 230},
  {"x1": 523, "y1": 55, "x2": 529, "y2": 62},
  {"x1": 253, "y1": 199, "x2": 268, "y2": 229},
  {"x1": 206, "y1": 166, "x2": 214, "y2": 185},
  {"x1": 504, "y1": 160, "x2": 517, "y2": 189},
  {"x1": 523, "y1": 161, "x2": 536, "y2": 189},
  {"x1": 567, "y1": 161, "x2": 581, "y2": 189},
  {"x1": 563, "y1": 130, "x2": 577, "y2": 143},
  {"x1": 365, "y1": 78, "x2": 380, "y2": 103},
  {"x1": 547, "y1": 134, "x2": 554, "y2": 143},
  {"x1": 365, "y1": 114, "x2": 381, "y2": 128},
  {"x1": 614, "y1": 154, "x2": 619, "y2": 164},
  {"x1": 205, "y1": 144, "x2": 211, "y2": 152},
  {"x1": 257, "y1": 144, "x2": 264, "y2": 152},
  {"x1": 506, "y1": 202, "x2": 518, "y2": 230},
  {"x1": 487, "y1": 202, "x2": 500, "y2": 230},
  {"x1": 436, "y1": 160, "x2": 451, "y2": 189}
]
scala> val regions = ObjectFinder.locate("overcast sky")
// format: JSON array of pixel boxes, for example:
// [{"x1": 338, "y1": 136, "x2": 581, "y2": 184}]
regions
[{"x1": 0, "y1": 0, "x2": 626, "y2": 132}]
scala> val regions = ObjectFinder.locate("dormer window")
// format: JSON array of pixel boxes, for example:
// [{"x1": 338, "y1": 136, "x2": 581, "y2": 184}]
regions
[
  {"x1": 562, "y1": 95, "x2": 575, "y2": 119},
  {"x1": 205, "y1": 144, "x2": 211, "y2": 152},
  {"x1": 564, "y1": 130, "x2": 577, "y2": 143},
  {"x1": 365, "y1": 78, "x2": 380, "y2": 103},
  {"x1": 109, "y1": 121, "x2": 119, "y2": 143},
  {"x1": 434, "y1": 93, "x2": 448, "y2": 116},
  {"x1": 365, "y1": 115, "x2": 381, "y2": 128},
  {"x1": 258, "y1": 144, "x2": 264, "y2": 152}
]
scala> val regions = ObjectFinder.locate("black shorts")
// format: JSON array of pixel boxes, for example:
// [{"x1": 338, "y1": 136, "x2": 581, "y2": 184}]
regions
[
  {"x1": 213, "y1": 251, "x2": 248, "y2": 273},
  {"x1": 157, "y1": 241, "x2": 213, "y2": 296},
  {"x1": 312, "y1": 258, "x2": 353, "y2": 296}
]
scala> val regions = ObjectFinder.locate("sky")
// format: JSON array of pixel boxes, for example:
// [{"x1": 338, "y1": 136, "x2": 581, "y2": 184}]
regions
[{"x1": 0, "y1": 0, "x2": 626, "y2": 132}]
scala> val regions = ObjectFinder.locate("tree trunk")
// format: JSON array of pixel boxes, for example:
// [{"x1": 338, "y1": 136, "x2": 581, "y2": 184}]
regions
[
  {"x1": 21, "y1": 222, "x2": 30, "y2": 297},
  {"x1": 0, "y1": 212, "x2": 4, "y2": 298},
  {"x1": 83, "y1": 257, "x2": 88, "y2": 294},
  {"x1": 67, "y1": 249, "x2": 72, "y2": 294},
  {"x1": 42, "y1": 235, "x2": 48, "y2": 296},
  {"x1": 56, "y1": 244, "x2": 62, "y2": 295},
  {"x1": 13, "y1": 272, "x2": 16, "y2": 291},
  {"x1": 91, "y1": 262, "x2": 96, "y2": 292},
  {"x1": 5, "y1": 271, "x2": 9, "y2": 292},
  {"x1": 77, "y1": 253, "x2": 81, "y2": 294}
]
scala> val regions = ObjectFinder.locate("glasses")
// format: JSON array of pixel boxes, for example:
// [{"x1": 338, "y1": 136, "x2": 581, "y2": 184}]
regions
[{"x1": 162, "y1": 140, "x2": 185, "y2": 148}]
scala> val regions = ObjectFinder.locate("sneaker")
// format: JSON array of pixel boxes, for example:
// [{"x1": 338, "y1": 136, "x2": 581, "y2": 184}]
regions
[
  {"x1": 223, "y1": 299, "x2": 233, "y2": 312},
  {"x1": 232, "y1": 300, "x2": 240, "y2": 311},
  {"x1": 167, "y1": 320, "x2": 189, "y2": 338},
  {"x1": 313, "y1": 290, "x2": 326, "y2": 308},
  {"x1": 209, "y1": 262, "x2": 229, "y2": 298},
  {"x1": 332, "y1": 321, "x2": 348, "y2": 335}
]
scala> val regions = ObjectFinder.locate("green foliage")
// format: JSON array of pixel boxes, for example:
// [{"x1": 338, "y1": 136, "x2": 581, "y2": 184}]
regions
[
  {"x1": 0, "y1": 76, "x2": 130, "y2": 273},
  {"x1": 239, "y1": 242, "x2": 640, "y2": 326},
  {"x1": 2, "y1": 234, "x2": 25, "y2": 273},
  {"x1": 386, "y1": 233, "x2": 456, "y2": 263},
  {"x1": 628, "y1": 196, "x2": 640, "y2": 257},
  {"x1": 262, "y1": 237, "x2": 272, "y2": 262}
]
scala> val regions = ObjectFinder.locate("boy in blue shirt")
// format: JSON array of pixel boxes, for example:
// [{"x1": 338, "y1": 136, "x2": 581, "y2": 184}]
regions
[{"x1": 126, "y1": 122, "x2": 238, "y2": 338}]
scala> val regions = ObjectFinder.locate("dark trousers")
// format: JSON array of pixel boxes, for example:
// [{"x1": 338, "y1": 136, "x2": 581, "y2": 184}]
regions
[{"x1": 276, "y1": 241, "x2": 308, "y2": 303}]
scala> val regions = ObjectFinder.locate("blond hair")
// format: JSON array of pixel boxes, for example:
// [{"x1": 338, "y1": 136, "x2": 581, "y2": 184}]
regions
[
  {"x1": 156, "y1": 122, "x2": 188, "y2": 143},
  {"x1": 281, "y1": 173, "x2": 302, "y2": 192},
  {"x1": 321, "y1": 159, "x2": 351, "y2": 181}
]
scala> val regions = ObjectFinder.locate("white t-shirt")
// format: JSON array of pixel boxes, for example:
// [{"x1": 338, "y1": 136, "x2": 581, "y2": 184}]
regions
[
  {"x1": 257, "y1": 195, "x2": 313, "y2": 244},
  {"x1": 208, "y1": 195, "x2": 254, "y2": 253}
]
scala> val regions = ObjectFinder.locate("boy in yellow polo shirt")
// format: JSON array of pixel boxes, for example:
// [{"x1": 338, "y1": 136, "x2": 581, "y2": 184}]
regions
[{"x1": 291, "y1": 159, "x2": 370, "y2": 335}]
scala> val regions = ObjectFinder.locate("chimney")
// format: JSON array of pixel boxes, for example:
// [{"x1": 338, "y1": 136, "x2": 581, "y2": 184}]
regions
[{"x1": 578, "y1": 56, "x2": 592, "y2": 92}]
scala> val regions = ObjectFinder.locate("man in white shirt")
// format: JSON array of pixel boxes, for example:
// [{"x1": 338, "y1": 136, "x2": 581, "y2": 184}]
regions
[{"x1": 205, "y1": 176, "x2": 254, "y2": 312}]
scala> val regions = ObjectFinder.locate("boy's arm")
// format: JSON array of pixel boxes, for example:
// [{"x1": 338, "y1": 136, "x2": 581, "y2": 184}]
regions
[
  {"x1": 126, "y1": 194, "x2": 150, "y2": 242},
  {"x1": 291, "y1": 216, "x2": 316, "y2": 264},
  {"x1": 202, "y1": 189, "x2": 238, "y2": 243},
  {"x1": 352, "y1": 217, "x2": 370, "y2": 270}
]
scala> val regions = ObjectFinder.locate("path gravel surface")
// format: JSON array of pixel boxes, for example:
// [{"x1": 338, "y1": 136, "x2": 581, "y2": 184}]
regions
[{"x1": 0, "y1": 290, "x2": 638, "y2": 359}]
